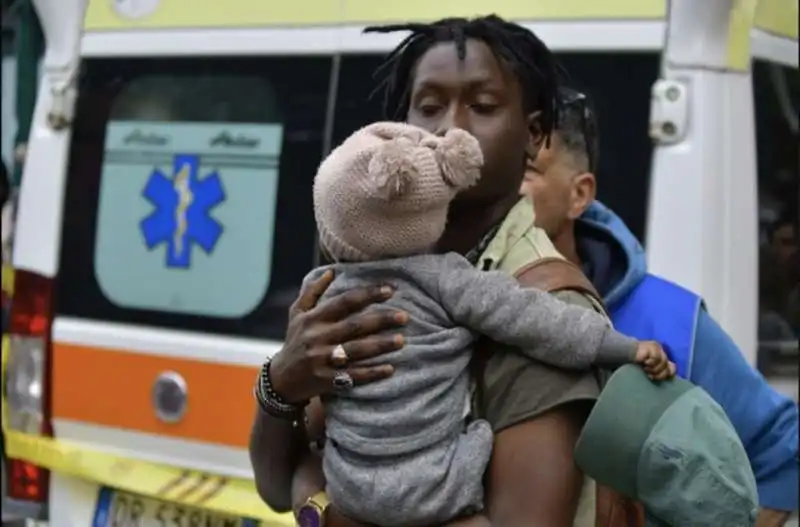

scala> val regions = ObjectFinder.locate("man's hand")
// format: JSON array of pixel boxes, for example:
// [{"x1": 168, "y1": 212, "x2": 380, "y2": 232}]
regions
[{"x1": 272, "y1": 270, "x2": 406, "y2": 404}]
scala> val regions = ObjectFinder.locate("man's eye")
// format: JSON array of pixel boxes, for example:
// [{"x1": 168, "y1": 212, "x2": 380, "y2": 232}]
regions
[
  {"x1": 419, "y1": 104, "x2": 441, "y2": 116},
  {"x1": 471, "y1": 103, "x2": 498, "y2": 114}
]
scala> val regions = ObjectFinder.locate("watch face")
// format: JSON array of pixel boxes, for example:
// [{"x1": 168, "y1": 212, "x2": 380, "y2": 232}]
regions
[{"x1": 296, "y1": 505, "x2": 322, "y2": 527}]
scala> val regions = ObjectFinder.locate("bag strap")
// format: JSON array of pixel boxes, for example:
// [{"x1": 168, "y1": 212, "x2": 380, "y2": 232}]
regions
[{"x1": 513, "y1": 257, "x2": 602, "y2": 302}]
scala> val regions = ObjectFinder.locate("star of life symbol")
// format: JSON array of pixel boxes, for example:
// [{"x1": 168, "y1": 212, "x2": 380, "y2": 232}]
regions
[{"x1": 140, "y1": 154, "x2": 226, "y2": 269}]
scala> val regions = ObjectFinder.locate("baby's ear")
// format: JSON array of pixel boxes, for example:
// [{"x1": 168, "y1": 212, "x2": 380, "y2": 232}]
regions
[
  {"x1": 368, "y1": 138, "x2": 418, "y2": 200},
  {"x1": 436, "y1": 128, "x2": 483, "y2": 189}
]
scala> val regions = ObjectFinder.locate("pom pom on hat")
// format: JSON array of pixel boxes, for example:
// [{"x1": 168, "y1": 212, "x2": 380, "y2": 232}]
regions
[{"x1": 435, "y1": 128, "x2": 483, "y2": 190}]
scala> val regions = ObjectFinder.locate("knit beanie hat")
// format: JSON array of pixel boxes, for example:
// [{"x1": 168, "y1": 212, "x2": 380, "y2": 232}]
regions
[{"x1": 313, "y1": 122, "x2": 483, "y2": 261}]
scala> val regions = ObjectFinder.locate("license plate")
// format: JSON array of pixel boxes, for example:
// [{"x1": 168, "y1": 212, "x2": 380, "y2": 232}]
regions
[{"x1": 92, "y1": 488, "x2": 260, "y2": 527}]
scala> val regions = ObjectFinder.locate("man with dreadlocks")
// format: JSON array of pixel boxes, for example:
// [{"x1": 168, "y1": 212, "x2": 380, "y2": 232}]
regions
[
  {"x1": 521, "y1": 87, "x2": 799, "y2": 526},
  {"x1": 250, "y1": 16, "x2": 625, "y2": 527}
]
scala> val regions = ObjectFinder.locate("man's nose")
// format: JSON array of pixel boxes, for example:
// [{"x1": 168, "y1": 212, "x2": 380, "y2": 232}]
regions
[{"x1": 434, "y1": 105, "x2": 468, "y2": 136}]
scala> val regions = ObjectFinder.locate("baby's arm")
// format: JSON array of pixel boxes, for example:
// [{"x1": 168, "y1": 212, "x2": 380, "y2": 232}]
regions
[{"x1": 436, "y1": 253, "x2": 637, "y2": 369}]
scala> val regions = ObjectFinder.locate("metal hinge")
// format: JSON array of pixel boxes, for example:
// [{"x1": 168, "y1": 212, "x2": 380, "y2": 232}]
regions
[{"x1": 649, "y1": 79, "x2": 690, "y2": 145}]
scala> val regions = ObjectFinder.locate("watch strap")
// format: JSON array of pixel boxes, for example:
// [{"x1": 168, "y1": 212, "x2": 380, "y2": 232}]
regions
[
  {"x1": 309, "y1": 491, "x2": 330, "y2": 509},
  {"x1": 297, "y1": 491, "x2": 331, "y2": 527}
]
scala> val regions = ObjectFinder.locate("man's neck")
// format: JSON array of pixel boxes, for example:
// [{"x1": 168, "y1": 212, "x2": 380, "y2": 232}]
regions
[
  {"x1": 553, "y1": 223, "x2": 581, "y2": 266},
  {"x1": 438, "y1": 193, "x2": 519, "y2": 256}
]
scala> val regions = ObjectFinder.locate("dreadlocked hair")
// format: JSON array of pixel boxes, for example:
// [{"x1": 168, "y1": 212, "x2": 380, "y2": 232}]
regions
[{"x1": 364, "y1": 15, "x2": 567, "y2": 143}]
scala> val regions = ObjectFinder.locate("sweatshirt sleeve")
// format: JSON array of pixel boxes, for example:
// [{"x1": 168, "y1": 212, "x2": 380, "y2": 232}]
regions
[
  {"x1": 436, "y1": 253, "x2": 638, "y2": 369},
  {"x1": 690, "y1": 309, "x2": 799, "y2": 512}
]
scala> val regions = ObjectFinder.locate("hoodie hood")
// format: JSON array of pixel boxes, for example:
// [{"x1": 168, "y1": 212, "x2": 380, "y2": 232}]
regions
[{"x1": 577, "y1": 201, "x2": 648, "y2": 308}]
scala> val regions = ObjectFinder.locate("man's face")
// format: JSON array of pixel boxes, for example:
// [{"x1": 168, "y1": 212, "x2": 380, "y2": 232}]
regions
[
  {"x1": 521, "y1": 133, "x2": 593, "y2": 239},
  {"x1": 406, "y1": 39, "x2": 536, "y2": 208}
]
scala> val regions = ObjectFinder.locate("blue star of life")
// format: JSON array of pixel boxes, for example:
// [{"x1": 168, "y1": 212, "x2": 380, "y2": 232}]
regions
[{"x1": 140, "y1": 154, "x2": 226, "y2": 269}]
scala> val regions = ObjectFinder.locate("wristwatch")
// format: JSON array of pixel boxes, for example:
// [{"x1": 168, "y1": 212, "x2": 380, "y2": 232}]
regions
[{"x1": 296, "y1": 491, "x2": 331, "y2": 527}]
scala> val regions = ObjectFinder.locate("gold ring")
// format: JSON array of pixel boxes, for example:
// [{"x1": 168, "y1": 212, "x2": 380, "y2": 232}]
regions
[{"x1": 330, "y1": 344, "x2": 348, "y2": 364}]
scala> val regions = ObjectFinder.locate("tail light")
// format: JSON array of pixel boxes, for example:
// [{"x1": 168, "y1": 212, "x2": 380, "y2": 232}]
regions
[{"x1": 5, "y1": 269, "x2": 54, "y2": 503}]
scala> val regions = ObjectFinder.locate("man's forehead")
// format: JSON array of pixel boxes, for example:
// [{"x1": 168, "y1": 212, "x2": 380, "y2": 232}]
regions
[{"x1": 412, "y1": 39, "x2": 509, "y2": 88}]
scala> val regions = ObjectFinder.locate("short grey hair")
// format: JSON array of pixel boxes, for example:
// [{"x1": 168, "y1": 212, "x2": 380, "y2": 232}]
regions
[{"x1": 555, "y1": 87, "x2": 599, "y2": 173}]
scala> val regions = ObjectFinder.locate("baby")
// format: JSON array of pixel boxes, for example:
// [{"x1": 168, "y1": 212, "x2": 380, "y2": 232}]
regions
[{"x1": 307, "y1": 122, "x2": 673, "y2": 526}]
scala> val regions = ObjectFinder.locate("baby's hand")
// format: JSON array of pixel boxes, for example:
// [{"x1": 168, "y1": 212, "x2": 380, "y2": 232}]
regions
[{"x1": 635, "y1": 341, "x2": 676, "y2": 381}]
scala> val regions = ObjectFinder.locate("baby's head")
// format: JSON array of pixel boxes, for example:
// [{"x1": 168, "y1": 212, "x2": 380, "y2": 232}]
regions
[{"x1": 314, "y1": 122, "x2": 483, "y2": 262}]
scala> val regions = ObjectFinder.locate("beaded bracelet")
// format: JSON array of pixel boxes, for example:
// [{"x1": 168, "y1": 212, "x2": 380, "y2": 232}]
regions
[{"x1": 254, "y1": 358, "x2": 304, "y2": 420}]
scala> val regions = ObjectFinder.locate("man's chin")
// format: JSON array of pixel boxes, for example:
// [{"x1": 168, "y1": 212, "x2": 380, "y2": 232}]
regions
[{"x1": 451, "y1": 187, "x2": 520, "y2": 214}]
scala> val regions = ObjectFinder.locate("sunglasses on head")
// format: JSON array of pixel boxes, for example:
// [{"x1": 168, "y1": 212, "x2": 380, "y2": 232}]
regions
[{"x1": 558, "y1": 87, "x2": 597, "y2": 174}]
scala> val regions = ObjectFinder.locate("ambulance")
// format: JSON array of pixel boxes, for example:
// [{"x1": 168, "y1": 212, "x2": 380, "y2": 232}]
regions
[{"x1": 2, "y1": 0, "x2": 797, "y2": 525}]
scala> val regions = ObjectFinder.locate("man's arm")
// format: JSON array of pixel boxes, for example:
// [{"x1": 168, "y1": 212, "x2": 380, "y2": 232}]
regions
[
  {"x1": 249, "y1": 408, "x2": 308, "y2": 512},
  {"x1": 478, "y1": 289, "x2": 602, "y2": 526},
  {"x1": 487, "y1": 402, "x2": 591, "y2": 527},
  {"x1": 691, "y1": 309, "x2": 798, "y2": 521},
  {"x1": 289, "y1": 399, "x2": 375, "y2": 527},
  {"x1": 250, "y1": 399, "x2": 381, "y2": 524},
  {"x1": 291, "y1": 452, "x2": 325, "y2": 513}
]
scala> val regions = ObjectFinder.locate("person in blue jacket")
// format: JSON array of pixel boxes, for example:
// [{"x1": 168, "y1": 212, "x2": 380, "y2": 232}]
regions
[{"x1": 521, "y1": 86, "x2": 798, "y2": 524}]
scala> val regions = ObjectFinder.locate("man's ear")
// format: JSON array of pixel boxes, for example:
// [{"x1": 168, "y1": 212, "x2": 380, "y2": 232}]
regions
[
  {"x1": 568, "y1": 172, "x2": 597, "y2": 219},
  {"x1": 526, "y1": 111, "x2": 543, "y2": 162}
]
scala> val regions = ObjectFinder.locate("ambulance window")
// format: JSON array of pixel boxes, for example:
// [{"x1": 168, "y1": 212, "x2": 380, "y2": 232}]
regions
[
  {"x1": 57, "y1": 57, "x2": 330, "y2": 339},
  {"x1": 333, "y1": 52, "x2": 659, "y2": 242},
  {"x1": 753, "y1": 60, "x2": 799, "y2": 380}
]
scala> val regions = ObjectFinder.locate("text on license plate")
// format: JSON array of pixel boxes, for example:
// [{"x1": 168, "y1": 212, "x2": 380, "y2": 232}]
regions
[{"x1": 93, "y1": 488, "x2": 260, "y2": 527}]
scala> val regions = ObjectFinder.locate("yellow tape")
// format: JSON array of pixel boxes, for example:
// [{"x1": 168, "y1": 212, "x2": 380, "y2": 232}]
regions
[
  {"x1": 2, "y1": 338, "x2": 292, "y2": 525},
  {"x1": 2, "y1": 431, "x2": 293, "y2": 524},
  {"x1": 726, "y1": 0, "x2": 759, "y2": 71},
  {"x1": 1, "y1": 263, "x2": 13, "y2": 298},
  {"x1": 2, "y1": 335, "x2": 8, "y2": 402}
]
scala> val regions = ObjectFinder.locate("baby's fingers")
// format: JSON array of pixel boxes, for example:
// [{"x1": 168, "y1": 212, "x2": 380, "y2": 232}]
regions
[
  {"x1": 649, "y1": 361, "x2": 677, "y2": 381},
  {"x1": 642, "y1": 362, "x2": 660, "y2": 378},
  {"x1": 652, "y1": 368, "x2": 670, "y2": 381}
]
